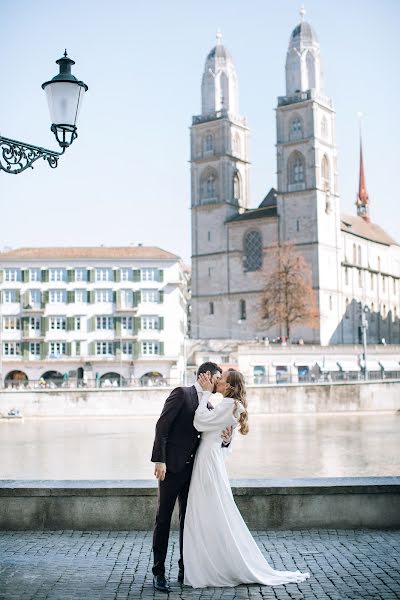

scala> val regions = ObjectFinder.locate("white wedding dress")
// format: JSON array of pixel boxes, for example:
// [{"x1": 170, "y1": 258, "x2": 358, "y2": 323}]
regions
[{"x1": 183, "y1": 392, "x2": 311, "y2": 588}]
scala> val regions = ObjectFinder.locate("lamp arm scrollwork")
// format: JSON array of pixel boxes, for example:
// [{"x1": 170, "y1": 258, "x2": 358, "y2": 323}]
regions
[{"x1": 0, "y1": 135, "x2": 65, "y2": 175}]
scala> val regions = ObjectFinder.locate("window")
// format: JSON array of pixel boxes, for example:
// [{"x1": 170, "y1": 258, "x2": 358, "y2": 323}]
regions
[
  {"x1": 121, "y1": 316, "x2": 133, "y2": 330},
  {"x1": 4, "y1": 342, "x2": 20, "y2": 356},
  {"x1": 208, "y1": 231, "x2": 211, "y2": 242},
  {"x1": 75, "y1": 341, "x2": 81, "y2": 356},
  {"x1": 122, "y1": 342, "x2": 133, "y2": 356},
  {"x1": 289, "y1": 116, "x2": 303, "y2": 140},
  {"x1": 382, "y1": 276, "x2": 386, "y2": 293},
  {"x1": 49, "y1": 268, "x2": 66, "y2": 282},
  {"x1": 75, "y1": 317, "x2": 81, "y2": 330},
  {"x1": 209, "y1": 301, "x2": 214, "y2": 315},
  {"x1": 288, "y1": 151, "x2": 305, "y2": 187},
  {"x1": 244, "y1": 230, "x2": 263, "y2": 272},
  {"x1": 200, "y1": 169, "x2": 218, "y2": 201},
  {"x1": 345, "y1": 298, "x2": 350, "y2": 318},
  {"x1": 142, "y1": 316, "x2": 159, "y2": 330},
  {"x1": 30, "y1": 317, "x2": 40, "y2": 330},
  {"x1": 121, "y1": 289, "x2": 133, "y2": 306},
  {"x1": 352, "y1": 244, "x2": 357, "y2": 264},
  {"x1": 96, "y1": 341, "x2": 113, "y2": 356},
  {"x1": 142, "y1": 341, "x2": 160, "y2": 355},
  {"x1": 371, "y1": 273, "x2": 374, "y2": 290},
  {"x1": 50, "y1": 317, "x2": 66, "y2": 330},
  {"x1": 345, "y1": 267, "x2": 349, "y2": 286},
  {"x1": 96, "y1": 316, "x2": 114, "y2": 330},
  {"x1": 142, "y1": 289, "x2": 159, "y2": 303},
  {"x1": 30, "y1": 269, "x2": 41, "y2": 282},
  {"x1": 141, "y1": 268, "x2": 158, "y2": 281},
  {"x1": 296, "y1": 219, "x2": 300, "y2": 232},
  {"x1": 49, "y1": 289, "x2": 67, "y2": 303},
  {"x1": 75, "y1": 289, "x2": 87, "y2": 303},
  {"x1": 240, "y1": 299, "x2": 246, "y2": 320},
  {"x1": 358, "y1": 246, "x2": 362, "y2": 266},
  {"x1": 95, "y1": 268, "x2": 112, "y2": 282},
  {"x1": 321, "y1": 115, "x2": 328, "y2": 138},
  {"x1": 207, "y1": 174, "x2": 216, "y2": 197},
  {"x1": 371, "y1": 302, "x2": 375, "y2": 321},
  {"x1": 358, "y1": 270, "x2": 362, "y2": 288},
  {"x1": 377, "y1": 256, "x2": 381, "y2": 271},
  {"x1": 75, "y1": 268, "x2": 87, "y2": 282},
  {"x1": 3, "y1": 317, "x2": 20, "y2": 330},
  {"x1": 204, "y1": 133, "x2": 213, "y2": 153},
  {"x1": 49, "y1": 342, "x2": 66, "y2": 356},
  {"x1": 121, "y1": 268, "x2": 132, "y2": 282},
  {"x1": 232, "y1": 133, "x2": 241, "y2": 155},
  {"x1": 4, "y1": 269, "x2": 20, "y2": 282},
  {"x1": 95, "y1": 289, "x2": 113, "y2": 303},
  {"x1": 233, "y1": 172, "x2": 240, "y2": 201},
  {"x1": 30, "y1": 343, "x2": 41, "y2": 356},
  {"x1": 3, "y1": 290, "x2": 19, "y2": 303},
  {"x1": 321, "y1": 155, "x2": 330, "y2": 190},
  {"x1": 30, "y1": 289, "x2": 41, "y2": 305},
  {"x1": 383, "y1": 304, "x2": 387, "y2": 318}
]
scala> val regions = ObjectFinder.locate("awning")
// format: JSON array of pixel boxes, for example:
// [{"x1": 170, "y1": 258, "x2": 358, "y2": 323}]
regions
[
  {"x1": 337, "y1": 360, "x2": 361, "y2": 371},
  {"x1": 379, "y1": 360, "x2": 400, "y2": 371},
  {"x1": 316, "y1": 360, "x2": 340, "y2": 372}
]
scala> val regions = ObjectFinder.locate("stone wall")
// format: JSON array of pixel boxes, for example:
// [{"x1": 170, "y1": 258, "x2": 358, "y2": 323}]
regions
[{"x1": 0, "y1": 380, "x2": 399, "y2": 417}]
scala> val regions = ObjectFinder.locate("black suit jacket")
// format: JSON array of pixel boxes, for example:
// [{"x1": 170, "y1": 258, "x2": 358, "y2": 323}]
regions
[{"x1": 151, "y1": 385, "x2": 202, "y2": 474}]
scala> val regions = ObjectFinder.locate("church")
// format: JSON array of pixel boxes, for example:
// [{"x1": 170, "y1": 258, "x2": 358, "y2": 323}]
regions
[{"x1": 190, "y1": 10, "x2": 400, "y2": 345}]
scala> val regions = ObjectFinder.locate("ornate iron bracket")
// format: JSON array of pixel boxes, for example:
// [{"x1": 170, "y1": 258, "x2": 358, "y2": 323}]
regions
[{"x1": 0, "y1": 136, "x2": 65, "y2": 175}]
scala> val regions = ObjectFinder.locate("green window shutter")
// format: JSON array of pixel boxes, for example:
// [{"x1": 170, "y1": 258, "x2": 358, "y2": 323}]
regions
[
  {"x1": 159, "y1": 316, "x2": 164, "y2": 330},
  {"x1": 75, "y1": 342, "x2": 80, "y2": 356},
  {"x1": 67, "y1": 269, "x2": 75, "y2": 282},
  {"x1": 133, "y1": 269, "x2": 140, "y2": 282},
  {"x1": 116, "y1": 290, "x2": 121, "y2": 308},
  {"x1": 71, "y1": 291, "x2": 75, "y2": 303},
  {"x1": 115, "y1": 341, "x2": 121, "y2": 356},
  {"x1": 113, "y1": 290, "x2": 117, "y2": 304},
  {"x1": 42, "y1": 291, "x2": 49, "y2": 307},
  {"x1": 42, "y1": 269, "x2": 49, "y2": 283},
  {"x1": 22, "y1": 341, "x2": 29, "y2": 359},
  {"x1": 23, "y1": 290, "x2": 30, "y2": 307},
  {"x1": 133, "y1": 291, "x2": 141, "y2": 307},
  {"x1": 115, "y1": 316, "x2": 121, "y2": 335},
  {"x1": 67, "y1": 317, "x2": 74, "y2": 331},
  {"x1": 41, "y1": 317, "x2": 48, "y2": 335},
  {"x1": 159, "y1": 342, "x2": 164, "y2": 355},
  {"x1": 89, "y1": 341, "x2": 95, "y2": 356},
  {"x1": 22, "y1": 316, "x2": 29, "y2": 335},
  {"x1": 158, "y1": 291, "x2": 164, "y2": 304},
  {"x1": 90, "y1": 290, "x2": 95, "y2": 303},
  {"x1": 22, "y1": 270, "x2": 28, "y2": 283},
  {"x1": 15, "y1": 290, "x2": 21, "y2": 303},
  {"x1": 133, "y1": 316, "x2": 141, "y2": 334},
  {"x1": 133, "y1": 341, "x2": 140, "y2": 358},
  {"x1": 90, "y1": 270, "x2": 96, "y2": 283},
  {"x1": 67, "y1": 291, "x2": 72, "y2": 304},
  {"x1": 41, "y1": 342, "x2": 49, "y2": 359},
  {"x1": 0, "y1": 270, "x2": 3, "y2": 283},
  {"x1": 158, "y1": 269, "x2": 164, "y2": 282},
  {"x1": 66, "y1": 342, "x2": 72, "y2": 356},
  {"x1": 86, "y1": 290, "x2": 91, "y2": 303},
  {"x1": 114, "y1": 269, "x2": 121, "y2": 282}
]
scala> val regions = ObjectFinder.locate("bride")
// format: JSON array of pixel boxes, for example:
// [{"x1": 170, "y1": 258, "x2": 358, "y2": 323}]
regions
[{"x1": 183, "y1": 369, "x2": 311, "y2": 588}]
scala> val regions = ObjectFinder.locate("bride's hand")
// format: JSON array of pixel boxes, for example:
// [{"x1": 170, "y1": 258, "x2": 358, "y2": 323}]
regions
[{"x1": 198, "y1": 373, "x2": 214, "y2": 392}]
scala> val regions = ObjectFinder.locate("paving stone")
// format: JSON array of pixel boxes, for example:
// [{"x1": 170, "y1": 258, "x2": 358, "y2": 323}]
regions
[{"x1": 0, "y1": 529, "x2": 399, "y2": 599}]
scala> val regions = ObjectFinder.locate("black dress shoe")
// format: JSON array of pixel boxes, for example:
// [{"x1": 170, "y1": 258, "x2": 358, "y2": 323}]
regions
[
  {"x1": 153, "y1": 574, "x2": 170, "y2": 593},
  {"x1": 178, "y1": 568, "x2": 184, "y2": 584}
]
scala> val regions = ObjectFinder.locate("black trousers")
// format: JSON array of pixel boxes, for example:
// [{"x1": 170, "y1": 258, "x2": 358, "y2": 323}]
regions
[{"x1": 152, "y1": 461, "x2": 193, "y2": 577}]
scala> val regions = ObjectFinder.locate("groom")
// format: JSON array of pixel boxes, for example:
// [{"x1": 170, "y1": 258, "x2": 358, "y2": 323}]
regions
[{"x1": 151, "y1": 361, "x2": 232, "y2": 592}]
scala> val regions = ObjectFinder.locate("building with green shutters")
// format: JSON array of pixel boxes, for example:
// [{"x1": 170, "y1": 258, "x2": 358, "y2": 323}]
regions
[{"x1": 0, "y1": 246, "x2": 187, "y2": 388}]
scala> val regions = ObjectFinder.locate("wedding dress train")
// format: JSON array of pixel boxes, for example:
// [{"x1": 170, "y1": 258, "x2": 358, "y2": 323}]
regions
[{"x1": 183, "y1": 392, "x2": 311, "y2": 588}]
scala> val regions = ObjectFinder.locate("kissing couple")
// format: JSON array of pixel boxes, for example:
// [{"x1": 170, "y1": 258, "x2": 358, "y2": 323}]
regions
[{"x1": 151, "y1": 362, "x2": 310, "y2": 591}]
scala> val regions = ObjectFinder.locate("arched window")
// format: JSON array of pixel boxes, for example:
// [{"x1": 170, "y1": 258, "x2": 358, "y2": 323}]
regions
[
  {"x1": 209, "y1": 301, "x2": 214, "y2": 315},
  {"x1": 200, "y1": 169, "x2": 218, "y2": 202},
  {"x1": 288, "y1": 151, "x2": 305, "y2": 186},
  {"x1": 352, "y1": 243, "x2": 357, "y2": 264},
  {"x1": 321, "y1": 155, "x2": 330, "y2": 191},
  {"x1": 321, "y1": 116, "x2": 328, "y2": 139},
  {"x1": 377, "y1": 256, "x2": 381, "y2": 271},
  {"x1": 239, "y1": 299, "x2": 246, "y2": 320},
  {"x1": 232, "y1": 133, "x2": 241, "y2": 156},
  {"x1": 289, "y1": 116, "x2": 303, "y2": 140},
  {"x1": 358, "y1": 270, "x2": 362, "y2": 288},
  {"x1": 233, "y1": 171, "x2": 241, "y2": 201},
  {"x1": 243, "y1": 230, "x2": 263, "y2": 272},
  {"x1": 358, "y1": 245, "x2": 362, "y2": 265},
  {"x1": 204, "y1": 133, "x2": 214, "y2": 154}
]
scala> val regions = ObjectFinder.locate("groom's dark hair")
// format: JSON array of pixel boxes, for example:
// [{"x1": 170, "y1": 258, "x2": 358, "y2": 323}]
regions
[{"x1": 197, "y1": 362, "x2": 222, "y2": 378}]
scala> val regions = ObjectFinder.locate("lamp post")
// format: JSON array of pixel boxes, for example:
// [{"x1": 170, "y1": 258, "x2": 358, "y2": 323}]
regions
[
  {"x1": 0, "y1": 51, "x2": 88, "y2": 174},
  {"x1": 361, "y1": 305, "x2": 369, "y2": 381}
]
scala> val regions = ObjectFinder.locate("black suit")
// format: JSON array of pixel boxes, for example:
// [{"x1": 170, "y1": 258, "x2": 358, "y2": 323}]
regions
[{"x1": 151, "y1": 385, "x2": 203, "y2": 577}]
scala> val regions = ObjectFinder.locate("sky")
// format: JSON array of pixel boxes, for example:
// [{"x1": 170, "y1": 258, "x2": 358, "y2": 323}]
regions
[{"x1": 1, "y1": 0, "x2": 399, "y2": 264}]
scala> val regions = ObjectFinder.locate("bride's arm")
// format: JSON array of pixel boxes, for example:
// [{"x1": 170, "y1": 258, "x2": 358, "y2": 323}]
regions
[{"x1": 194, "y1": 392, "x2": 234, "y2": 432}]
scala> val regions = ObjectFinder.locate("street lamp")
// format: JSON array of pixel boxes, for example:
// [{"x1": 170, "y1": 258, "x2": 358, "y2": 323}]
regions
[
  {"x1": 361, "y1": 305, "x2": 369, "y2": 381},
  {"x1": 0, "y1": 50, "x2": 88, "y2": 174}
]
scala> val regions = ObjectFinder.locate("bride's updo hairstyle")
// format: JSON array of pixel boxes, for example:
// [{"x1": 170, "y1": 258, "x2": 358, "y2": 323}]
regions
[{"x1": 225, "y1": 370, "x2": 249, "y2": 436}]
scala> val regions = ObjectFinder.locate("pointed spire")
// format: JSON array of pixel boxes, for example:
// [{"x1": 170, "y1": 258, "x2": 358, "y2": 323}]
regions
[
  {"x1": 299, "y1": 5, "x2": 306, "y2": 22},
  {"x1": 216, "y1": 28, "x2": 222, "y2": 45},
  {"x1": 356, "y1": 114, "x2": 370, "y2": 221}
]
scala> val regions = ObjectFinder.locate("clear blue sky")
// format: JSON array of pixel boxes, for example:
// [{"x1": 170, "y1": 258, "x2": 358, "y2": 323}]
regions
[{"x1": 1, "y1": 0, "x2": 399, "y2": 263}]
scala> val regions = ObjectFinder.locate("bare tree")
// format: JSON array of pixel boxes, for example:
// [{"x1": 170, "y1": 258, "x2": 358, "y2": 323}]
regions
[{"x1": 260, "y1": 243, "x2": 319, "y2": 340}]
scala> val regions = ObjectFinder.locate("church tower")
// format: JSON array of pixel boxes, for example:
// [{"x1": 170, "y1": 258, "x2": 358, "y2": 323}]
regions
[
  {"x1": 276, "y1": 7, "x2": 342, "y2": 344},
  {"x1": 190, "y1": 32, "x2": 250, "y2": 339}
]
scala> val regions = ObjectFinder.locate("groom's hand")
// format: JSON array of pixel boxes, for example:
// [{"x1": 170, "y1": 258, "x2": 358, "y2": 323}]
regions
[
  {"x1": 221, "y1": 426, "x2": 233, "y2": 445},
  {"x1": 154, "y1": 462, "x2": 167, "y2": 481}
]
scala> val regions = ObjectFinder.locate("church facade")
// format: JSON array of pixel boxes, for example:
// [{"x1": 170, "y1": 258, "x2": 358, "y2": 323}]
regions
[{"x1": 190, "y1": 15, "x2": 400, "y2": 345}]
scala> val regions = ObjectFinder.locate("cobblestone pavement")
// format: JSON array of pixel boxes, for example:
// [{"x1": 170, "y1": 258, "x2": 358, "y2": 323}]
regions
[{"x1": 0, "y1": 529, "x2": 399, "y2": 600}]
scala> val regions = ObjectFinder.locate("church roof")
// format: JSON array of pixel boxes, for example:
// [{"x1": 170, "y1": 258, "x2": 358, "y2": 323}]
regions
[
  {"x1": 340, "y1": 215, "x2": 398, "y2": 246},
  {"x1": 206, "y1": 44, "x2": 232, "y2": 62},
  {"x1": 226, "y1": 205, "x2": 277, "y2": 223},
  {"x1": 291, "y1": 21, "x2": 318, "y2": 45},
  {"x1": 259, "y1": 188, "x2": 278, "y2": 208}
]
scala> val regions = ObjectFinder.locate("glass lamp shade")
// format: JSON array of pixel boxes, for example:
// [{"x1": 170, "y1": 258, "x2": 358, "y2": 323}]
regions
[{"x1": 44, "y1": 81, "x2": 85, "y2": 127}]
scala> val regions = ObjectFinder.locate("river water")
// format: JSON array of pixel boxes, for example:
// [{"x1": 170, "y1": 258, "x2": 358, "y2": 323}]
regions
[{"x1": 1, "y1": 412, "x2": 399, "y2": 480}]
